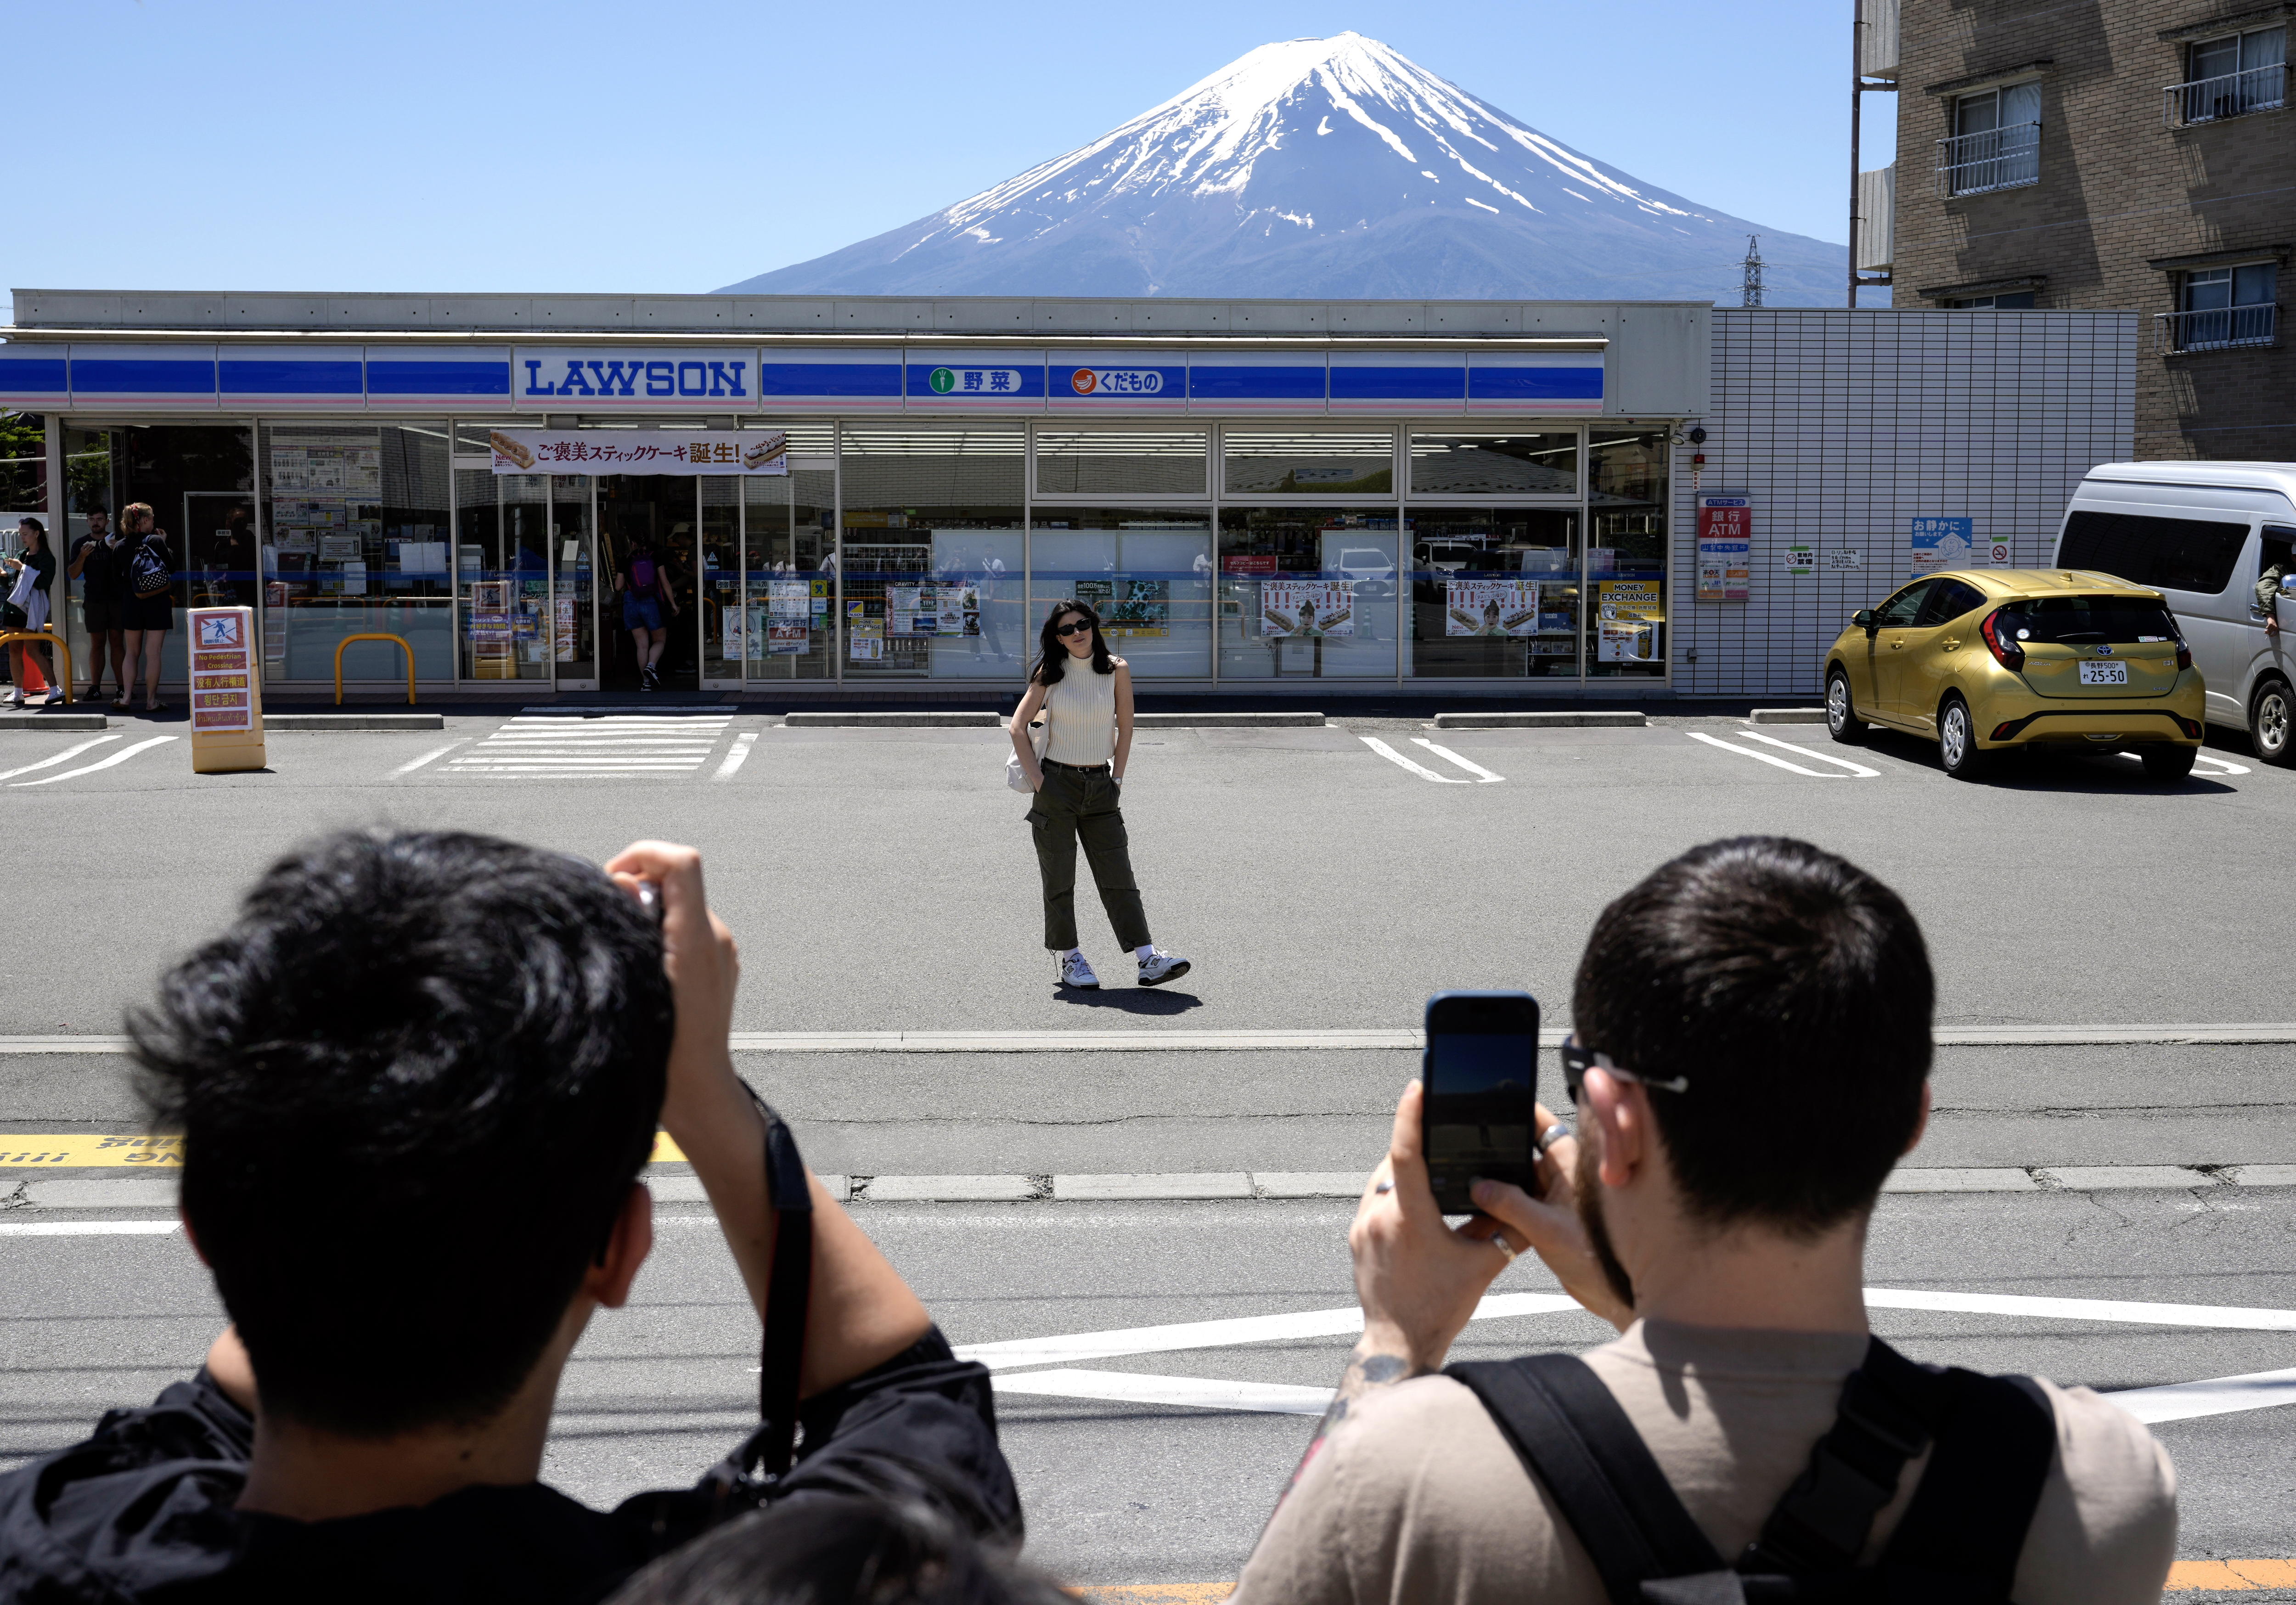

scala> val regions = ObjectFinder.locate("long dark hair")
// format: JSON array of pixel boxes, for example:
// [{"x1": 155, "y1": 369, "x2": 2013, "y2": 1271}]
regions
[{"x1": 1033, "y1": 598, "x2": 1113, "y2": 686}]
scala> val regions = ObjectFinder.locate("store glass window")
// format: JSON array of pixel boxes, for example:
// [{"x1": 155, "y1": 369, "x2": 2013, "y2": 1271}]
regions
[
  {"x1": 456, "y1": 468, "x2": 554, "y2": 682},
  {"x1": 741, "y1": 465, "x2": 836, "y2": 681},
  {"x1": 1034, "y1": 429, "x2": 1209, "y2": 498},
  {"x1": 839, "y1": 426, "x2": 1024, "y2": 680},
  {"x1": 1028, "y1": 508, "x2": 1213, "y2": 679},
  {"x1": 263, "y1": 422, "x2": 449, "y2": 683},
  {"x1": 117, "y1": 424, "x2": 254, "y2": 689},
  {"x1": 1407, "y1": 431, "x2": 1580, "y2": 496},
  {"x1": 56, "y1": 427, "x2": 113, "y2": 686},
  {"x1": 1586, "y1": 431, "x2": 1670, "y2": 678},
  {"x1": 1217, "y1": 506, "x2": 1400, "y2": 680},
  {"x1": 1407, "y1": 508, "x2": 1581, "y2": 679},
  {"x1": 1221, "y1": 429, "x2": 1395, "y2": 496},
  {"x1": 699, "y1": 477, "x2": 742, "y2": 686},
  {"x1": 0, "y1": 414, "x2": 42, "y2": 516},
  {"x1": 549, "y1": 476, "x2": 597, "y2": 683}
]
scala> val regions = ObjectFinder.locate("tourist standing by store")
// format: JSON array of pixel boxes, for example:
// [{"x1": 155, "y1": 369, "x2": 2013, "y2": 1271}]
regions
[
  {"x1": 1008, "y1": 599, "x2": 1191, "y2": 990},
  {"x1": 3, "y1": 518, "x2": 60, "y2": 707},
  {"x1": 118, "y1": 504, "x2": 176, "y2": 715},
  {"x1": 68, "y1": 507, "x2": 126, "y2": 702},
  {"x1": 618, "y1": 534, "x2": 678, "y2": 691}
]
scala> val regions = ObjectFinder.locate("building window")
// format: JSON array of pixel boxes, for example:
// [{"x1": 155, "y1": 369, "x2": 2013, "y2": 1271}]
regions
[
  {"x1": 1936, "y1": 81, "x2": 2041, "y2": 196},
  {"x1": 2167, "y1": 26, "x2": 2287, "y2": 125},
  {"x1": 2161, "y1": 263, "x2": 2280, "y2": 352},
  {"x1": 1947, "y1": 292, "x2": 2038, "y2": 309}
]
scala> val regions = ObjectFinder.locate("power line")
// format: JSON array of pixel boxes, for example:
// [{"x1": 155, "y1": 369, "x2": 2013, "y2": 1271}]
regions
[{"x1": 1740, "y1": 234, "x2": 1765, "y2": 309}]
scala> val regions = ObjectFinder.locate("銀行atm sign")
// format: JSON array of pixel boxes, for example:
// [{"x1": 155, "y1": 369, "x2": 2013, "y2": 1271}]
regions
[{"x1": 516, "y1": 348, "x2": 752, "y2": 409}]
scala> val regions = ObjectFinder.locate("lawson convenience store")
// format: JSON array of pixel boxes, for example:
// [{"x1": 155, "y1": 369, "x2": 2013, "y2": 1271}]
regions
[{"x1": 0, "y1": 291, "x2": 1701, "y2": 695}]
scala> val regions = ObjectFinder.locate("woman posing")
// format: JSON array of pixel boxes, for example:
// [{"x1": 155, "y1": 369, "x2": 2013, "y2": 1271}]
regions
[
  {"x1": 1008, "y1": 600, "x2": 1191, "y2": 991},
  {"x1": 3, "y1": 518, "x2": 59, "y2": 707}
]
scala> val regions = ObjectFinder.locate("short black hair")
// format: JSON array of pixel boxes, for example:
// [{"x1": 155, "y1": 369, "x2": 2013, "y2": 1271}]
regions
[
  {"x1": 605, "y1": 1497, "x2": 1069, "y2": 1605},
  {"x1": 134, "y1": 830, "x2": 673, "y2": 1436},
  {"x1": 1571, "y1": 836, "x2": 1932, "y2": 1236}
]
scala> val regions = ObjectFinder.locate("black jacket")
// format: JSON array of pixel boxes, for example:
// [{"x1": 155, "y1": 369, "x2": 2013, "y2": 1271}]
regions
[{"x1": 0, "y1": 1330, "x2": 1018, "y2": 1605}]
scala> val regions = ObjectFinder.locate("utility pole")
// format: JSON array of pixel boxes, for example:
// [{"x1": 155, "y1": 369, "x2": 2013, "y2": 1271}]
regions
[{"x1": 1741, "y1": 236, "x2": 1765, "y2": 309}]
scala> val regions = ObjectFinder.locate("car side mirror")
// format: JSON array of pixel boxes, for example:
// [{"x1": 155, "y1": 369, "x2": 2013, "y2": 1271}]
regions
[{"x1": 1852, "y1": 609, "x2": 1876, "y2": 632}]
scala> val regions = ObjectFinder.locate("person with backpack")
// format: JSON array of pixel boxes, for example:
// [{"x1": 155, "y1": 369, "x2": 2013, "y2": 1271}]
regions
[
  {"x1": 619, "y1": 536, "x2": 679, "y2": 691},
  {"x1": 118, "y1": 502, "x2": 176, "y2": 714},
  {"x1": 1234, "y1": 836, "x2": 2176, "y2": 1605}
]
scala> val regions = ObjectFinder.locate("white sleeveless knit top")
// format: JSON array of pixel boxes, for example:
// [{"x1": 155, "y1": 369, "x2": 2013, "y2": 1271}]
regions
[{"x1": 1041, "y1": 664, "x2": 1118, "y2": 765}]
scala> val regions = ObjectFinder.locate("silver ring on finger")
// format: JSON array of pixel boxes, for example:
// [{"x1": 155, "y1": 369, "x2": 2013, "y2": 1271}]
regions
[
  {"x1": 1492, "y1": 1238, "x2": 1519, "y2": 1264},
  {"x1": 1536, "y1": 1124, "x2": 1570, "y2": 1155}
]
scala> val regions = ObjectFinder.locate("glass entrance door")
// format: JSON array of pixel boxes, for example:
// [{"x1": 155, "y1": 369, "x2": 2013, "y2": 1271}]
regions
[
  {"x1": 550, "y1": 477, "x2": 597, "y2": 689},
  {"x1": 597, "y1": 475, "x2": 700, "y2": 692}
]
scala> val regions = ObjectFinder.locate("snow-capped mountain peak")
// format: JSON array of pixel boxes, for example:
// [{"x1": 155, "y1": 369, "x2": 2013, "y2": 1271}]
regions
[{"x1": 720, "y1": 34, "x2": 1842, "y2": 303}]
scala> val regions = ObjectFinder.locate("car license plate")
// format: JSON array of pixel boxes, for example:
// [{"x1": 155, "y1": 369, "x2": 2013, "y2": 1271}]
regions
[{"x1": 2080, "y1": 661, "x2": 2129, "y2": 686}]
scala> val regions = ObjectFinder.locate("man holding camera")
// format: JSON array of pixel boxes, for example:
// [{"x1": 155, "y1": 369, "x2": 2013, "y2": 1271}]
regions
[
  {"x1": 1236, "y1": 836, "x2": 2176, "y2": 1604},
  {"x1": 0, "y1": 832, "x2": 1018, "y2": 1603}
]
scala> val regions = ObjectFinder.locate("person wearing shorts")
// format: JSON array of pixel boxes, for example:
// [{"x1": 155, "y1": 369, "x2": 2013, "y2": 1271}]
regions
[
  {"x1": 118, "y1": 504, "x2": 176, "y2": 714},
  {"x1": 69, "y1": 507, "x2": 126, "y2": 700},
  {"x1": 618, "y1": 538, "x2": 677, "y2": 691}
]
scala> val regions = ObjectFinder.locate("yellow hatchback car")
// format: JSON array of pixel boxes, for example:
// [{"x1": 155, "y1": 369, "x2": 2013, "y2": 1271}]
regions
[{"x1": 1823, "y1": 569, "x2": 2206, "y2": 780}]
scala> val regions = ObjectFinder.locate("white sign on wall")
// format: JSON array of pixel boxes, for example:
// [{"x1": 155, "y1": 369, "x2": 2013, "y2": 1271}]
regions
[{"x1": 487, "y1": 430, "x2": 787, "y2": 476}]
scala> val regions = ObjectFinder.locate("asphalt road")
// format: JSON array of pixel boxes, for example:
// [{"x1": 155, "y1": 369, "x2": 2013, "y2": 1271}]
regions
[{"x1": 1, "y1": 708, "x2": 2291, "y2": 1588}]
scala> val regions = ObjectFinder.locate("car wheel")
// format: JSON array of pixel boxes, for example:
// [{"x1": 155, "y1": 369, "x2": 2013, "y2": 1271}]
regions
[
  {"x1": 1825, "y1": 670, "x2": 1867, "y2": 745},
  {"x1": 1938, "y1": 697, "x2": 1987, "y2": 780},
  {"x1": 2142, "y1": 745, "x2": 2198, "y2": 783},
  {"x1": 2250, "y1": 679, "x2": 2296, "y2": 768}
]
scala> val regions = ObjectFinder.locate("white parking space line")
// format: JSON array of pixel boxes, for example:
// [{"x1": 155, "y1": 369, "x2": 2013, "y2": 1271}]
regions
[
  {"x1": 712, "y1": 732, "x2": 759, "y2": 781},
  {"x1": 1734, "y1": 730, "x2": 1883, "y2": 777},
  {"x1": 1687, "y1": 730, "x2": 1854, "y2": 777},
  {"x1": 441, "y1": 715, "x2": 734, "y2": 780},
  {"x1": 1360, "y1": 735, "x2": 1468, "y2": 783},
  {"x1": 392, "y1": 739, "x2": 467, "y2": 775},
  {"x1": 992, "y1": 1368, "x2": 1336, "y2": 1416},
  {"x1": 2110, "y1": 751, "x2": 2251, "y2": 777},
  {"x1": 11, "y1": 735, "x2": 178, "y2": 788},
  {"x1": 0, "y1": 733, "x2": 123, "y2": 782},
  {"x1": 1410, "y1": 738, "x2": 1504, "y2": 783},
  {"x1": 2106, "y1": 1365, "x2": 2296, "y2": 1425},
  {"x1": 0, "y1": 1220, "x2": 181, "y2": 1237}
]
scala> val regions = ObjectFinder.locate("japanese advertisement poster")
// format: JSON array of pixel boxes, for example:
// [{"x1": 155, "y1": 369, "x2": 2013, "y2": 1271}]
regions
[
  {"x1": 1076, "y1": 577, "x2": 1170, "y2": 638},
  {"x1": 1596, "y1": 578, "x2": 1664, "y2": 664},
  {"x1": 1909, "y1": 517, "x2": 1974, "y2": 579},
  {"x1": 1443, "y1": 578, "x2": 1567, "y2": 636},
  {"x1": 1259, "y1": 579, "x2": 1354, "y2": 637},
  {"x1": 1695, "y1": 495, "x2": 1752, "y2": 601},
  {"x1": 886, "y1": 583, "x2": 980, "y2": 638},
  {"x1": 489, "y1": 429, "x2": 788, "y2": 477}
]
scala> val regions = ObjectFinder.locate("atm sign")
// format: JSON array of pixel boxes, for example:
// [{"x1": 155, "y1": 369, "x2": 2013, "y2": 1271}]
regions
[{"x1": 1070, "y1": 367, "x2": 1165, "y2": 396}]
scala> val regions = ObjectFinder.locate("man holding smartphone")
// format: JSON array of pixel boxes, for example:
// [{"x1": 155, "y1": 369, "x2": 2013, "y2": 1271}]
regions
[{"x1": 1234, "y1": 837, "x2": 2176, "y2": 1605}]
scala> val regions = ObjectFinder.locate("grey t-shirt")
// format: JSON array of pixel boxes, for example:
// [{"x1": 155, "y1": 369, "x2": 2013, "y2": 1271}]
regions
[{"x1": 1235, "y1": 1319, "x2": 2177, "y2": 1605}]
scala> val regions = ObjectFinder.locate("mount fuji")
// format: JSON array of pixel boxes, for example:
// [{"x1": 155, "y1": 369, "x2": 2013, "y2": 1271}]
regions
[{"x1": 718, "y1": 33, "x2": 1845, "y2": 304}]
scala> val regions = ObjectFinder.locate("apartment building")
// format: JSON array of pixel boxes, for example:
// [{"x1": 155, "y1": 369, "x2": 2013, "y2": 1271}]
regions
[{"x1": 1874, "y1": 0, "x2": 2291, "y2": 461}]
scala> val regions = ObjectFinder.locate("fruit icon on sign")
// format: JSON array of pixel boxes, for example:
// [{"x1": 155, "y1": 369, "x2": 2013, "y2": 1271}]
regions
[
  {"x1": 1071, "y1": 369, "x2": 1097, "y2": 395},
  {"x1": 929, "y1": 367, "x2": 957, "y2": 394}
]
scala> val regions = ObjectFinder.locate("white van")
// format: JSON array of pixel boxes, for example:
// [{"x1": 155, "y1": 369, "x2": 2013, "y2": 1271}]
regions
[{"x1": 2052, "y1": 462, "x2": 2296, "y2": 764}]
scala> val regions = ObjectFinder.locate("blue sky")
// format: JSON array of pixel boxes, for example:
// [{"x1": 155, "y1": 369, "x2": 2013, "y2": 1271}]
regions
[{"x1": 2, "y1": 0, "x2": 1891, "y2": 314}]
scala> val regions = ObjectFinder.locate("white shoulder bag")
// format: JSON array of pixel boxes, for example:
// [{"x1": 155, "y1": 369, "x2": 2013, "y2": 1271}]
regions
[{"x1": 1005, "y1": 712, "x2": 1049, "y2": 794}]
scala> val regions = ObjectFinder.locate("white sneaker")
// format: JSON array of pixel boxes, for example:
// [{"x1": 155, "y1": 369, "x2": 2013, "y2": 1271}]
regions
[
  {"x1": 1058, "y1": 951, "x2": 1100, "y2": 989},
  {"x1": 1137, "y1": 948, "x2": 1192, "y2": 986}
]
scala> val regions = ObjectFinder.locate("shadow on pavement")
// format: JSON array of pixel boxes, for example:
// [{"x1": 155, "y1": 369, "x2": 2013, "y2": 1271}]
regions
[{"x1": 1054, "y1": 988, "x2": 1205, "y2": 1016}]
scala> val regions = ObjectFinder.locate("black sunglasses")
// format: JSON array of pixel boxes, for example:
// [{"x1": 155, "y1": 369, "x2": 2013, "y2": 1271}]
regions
[
  {"x1": 1561, "y1": 1036, "x2": 1690, "y2": 1104},
  {"x1": 1054, "y1": 620, "x2": 1093, "y2": 637}
]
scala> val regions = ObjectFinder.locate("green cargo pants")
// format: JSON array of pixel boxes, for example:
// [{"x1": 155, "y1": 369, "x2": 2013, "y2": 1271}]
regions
[{"x1": 1028, "y1": 761, "x2": 1152, "y2": 952}]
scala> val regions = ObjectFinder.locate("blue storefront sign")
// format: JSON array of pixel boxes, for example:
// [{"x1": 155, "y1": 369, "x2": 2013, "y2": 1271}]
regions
[
  {"x1": 1047, "y1": 354, "x2": 1188, "y2": 412},
  {"x1": 514, "y1": 348, "x2": 751, "y2": 409},
  {"x1": 906, "y1": 352, "x2": 1047, "y2": 407}
]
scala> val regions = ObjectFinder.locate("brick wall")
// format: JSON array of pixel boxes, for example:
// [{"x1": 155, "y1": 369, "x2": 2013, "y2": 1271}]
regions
[
  {"x1": 1890, "y1": 0, "x2": 2294, "y2": 462},
  {"x1": 1674, "y1": 309, "x2": 2135, "y2": 698}
]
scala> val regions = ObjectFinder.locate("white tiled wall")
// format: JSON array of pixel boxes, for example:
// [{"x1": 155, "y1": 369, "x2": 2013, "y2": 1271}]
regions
[{"x1": 1676, "y1": 310, "x2": 2137, "y2": 699}]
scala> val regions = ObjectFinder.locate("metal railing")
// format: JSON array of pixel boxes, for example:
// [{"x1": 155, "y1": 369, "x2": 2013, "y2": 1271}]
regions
[
  {"x1": 1934, "y1": 122, "x2": 2041, "y2": 196},
  {"x1": 2157, "y1": 304, "x2": 2280, "y2": 352},
  {"x1": 2164, "y1": 63, "x2": 2288, "y2": 126}
]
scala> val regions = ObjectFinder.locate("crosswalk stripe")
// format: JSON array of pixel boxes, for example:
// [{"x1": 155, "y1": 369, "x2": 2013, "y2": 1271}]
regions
[
  {"x1": 1411, "y1": 737, "x2": 1504, "y2": 782},
  {"x1": 1360, "y1": 735, "x2": 1468, "y2": 783},
  {"x1": 439, "y1": 712, "x2": 737, "y2": 781}
]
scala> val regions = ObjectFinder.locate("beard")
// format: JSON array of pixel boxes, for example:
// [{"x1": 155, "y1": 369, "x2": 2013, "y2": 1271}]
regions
[{"x1": 1576, "y1": 1136, "x2": 1637, "y2": 1314}]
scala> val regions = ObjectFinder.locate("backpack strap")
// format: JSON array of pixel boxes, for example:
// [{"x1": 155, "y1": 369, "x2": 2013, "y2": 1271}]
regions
[
  {"x1": 1876, "y1": 1370, "x2": 2055, "y2": 1596},
  {"x1": 1449, "y1": 1354, "x2": 1728, "y2": 1605},
  {"x1": 1740, "y1": 1336, "x2": 1940, "y2": 1574}
]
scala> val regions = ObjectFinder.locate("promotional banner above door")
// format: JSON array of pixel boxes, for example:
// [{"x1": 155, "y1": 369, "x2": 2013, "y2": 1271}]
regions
[{"x1": 488, "y1": 429, "x2": 788, "y2": 475}]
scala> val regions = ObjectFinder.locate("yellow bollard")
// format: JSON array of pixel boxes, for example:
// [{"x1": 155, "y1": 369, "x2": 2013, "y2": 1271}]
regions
[
  {"x1": 0, "y1": 629, "x2": 73, "y2": 704},
  {"x1": 187, "y1": 608, "x2": 265, "y2": 773},
  {"x1": 333, "y1": 633, "x2": 416, "y2": 706}
]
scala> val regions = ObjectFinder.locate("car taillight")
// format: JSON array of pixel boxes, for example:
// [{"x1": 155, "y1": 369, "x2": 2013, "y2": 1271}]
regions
[
  {"x1": 1979, "y1": 608, "x2": 2024, "y2": 670},
  {"x1": 2176, "y1": 638, "x2": 2192, "y2": 671}
]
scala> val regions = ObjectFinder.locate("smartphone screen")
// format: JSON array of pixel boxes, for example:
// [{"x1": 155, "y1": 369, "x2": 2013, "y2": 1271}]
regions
[{"x1": 1421, "y1": 990, "x2": 1540, "y2": 1215}]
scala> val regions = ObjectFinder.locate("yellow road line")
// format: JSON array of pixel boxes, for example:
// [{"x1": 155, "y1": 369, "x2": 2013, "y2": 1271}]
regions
[
  {"x1": 2168, "y1": 1559, "x2": 2296, "y2": 1592},
  {"x1": 2, "y1": 1133, "x2": 690, "y2": 1168},
  {"x1": 1073, "y1": 1588, "x2": 1232, "y2": 1604}
]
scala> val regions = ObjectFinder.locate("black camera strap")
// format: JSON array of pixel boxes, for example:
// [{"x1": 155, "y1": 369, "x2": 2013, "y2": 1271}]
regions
[{"x1": 748, "y1": 1087, "x2": 814, "y2": 1479}]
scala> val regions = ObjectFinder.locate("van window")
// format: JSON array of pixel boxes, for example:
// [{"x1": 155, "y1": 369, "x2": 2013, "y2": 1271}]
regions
[
  {"x1": 2056, "y1": 509, "x2": 2248, "y2": 595},
  {"x1": 1993, "y1": 595, "x2": 2182, "y2": 645}
]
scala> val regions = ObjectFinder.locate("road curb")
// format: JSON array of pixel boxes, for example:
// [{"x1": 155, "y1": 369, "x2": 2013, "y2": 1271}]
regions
[
  {"x1": 6, "y1": 1163, "x2": 2287, "y2": 1213},
  {"x1": 1434, "y1": 711, "x2": 1647, "y2": 729},
  {"x1": 1748, "y1": 708, "x2": 1827, "y2": 725},
  {"x1": 1133, "y1": 712, "x2": 1327, "y2": 728},
  {"x1": 783, "y1": 711, "x2": 1002, "y2": 727},
  {"x1": 0, "y1": 712, "x2": 108, "y2": 730},
  {"x1": 265, "y1": 713, "x2": 445, "y2": 731}
]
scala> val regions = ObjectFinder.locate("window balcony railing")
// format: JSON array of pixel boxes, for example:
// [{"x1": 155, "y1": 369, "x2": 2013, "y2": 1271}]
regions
[
  {"x1": 2164, "y1": 63, "x2": 2288, "y2": 126},
  {"x1": 1935, "y1": 122, "x2": 2041, "y2": 196},
  {"x1": 2157, "y1": 304, "x2": 2279, "y2": 352}
]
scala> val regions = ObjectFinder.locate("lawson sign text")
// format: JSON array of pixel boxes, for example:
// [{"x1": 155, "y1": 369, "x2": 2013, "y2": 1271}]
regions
[{"x1": 518, "y1": 348, "x2": 750, "y2": 406}]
